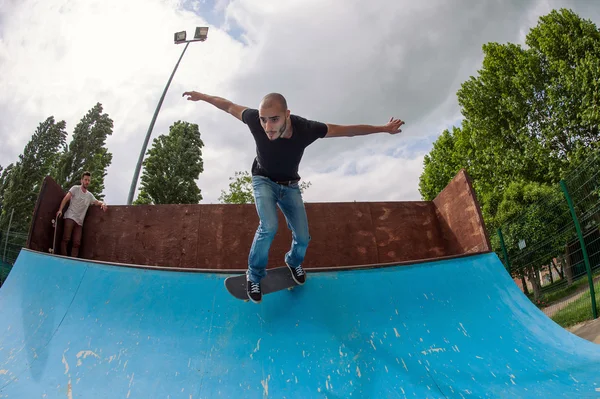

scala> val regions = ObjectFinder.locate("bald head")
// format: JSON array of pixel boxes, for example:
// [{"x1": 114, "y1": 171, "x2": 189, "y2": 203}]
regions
[
  {"x1": 257, "y1": 93, "x2": 292, "y2": 141},
  {"x1": 260, "y1": 93, "x2": 288, "y2": 112}
]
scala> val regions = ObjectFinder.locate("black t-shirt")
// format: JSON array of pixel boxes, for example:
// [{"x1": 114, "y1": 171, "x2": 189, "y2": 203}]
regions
[{"x1": 241, "y1": 108, "x2": 328, "y2": 182}]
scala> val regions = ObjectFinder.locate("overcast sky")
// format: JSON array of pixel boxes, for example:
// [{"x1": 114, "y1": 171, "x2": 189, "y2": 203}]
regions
[{"x1": 1, "y1": 0, "x2": 599, "y2": 206}]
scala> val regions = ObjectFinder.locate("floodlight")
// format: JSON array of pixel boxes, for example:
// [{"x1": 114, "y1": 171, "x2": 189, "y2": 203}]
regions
[{"x1": 194, "y1": 27, "x2": 209, "y2": 41}]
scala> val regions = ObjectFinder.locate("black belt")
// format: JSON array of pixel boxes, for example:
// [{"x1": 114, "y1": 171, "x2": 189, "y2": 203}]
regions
[{"x1": 270, "y1": 178, "x2": 299, "y2": 186}]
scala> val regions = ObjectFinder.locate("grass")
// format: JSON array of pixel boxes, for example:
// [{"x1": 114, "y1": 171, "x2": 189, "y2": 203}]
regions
[
  {"x1": 551, "y1": 282, "x2": 600, "y2": 327},
  {"x1": 544, "y1": 278, "x2": 590, "y2": 303},
  {"x1": 525, "y1": 268, "x2": 600, "y2": 307}
]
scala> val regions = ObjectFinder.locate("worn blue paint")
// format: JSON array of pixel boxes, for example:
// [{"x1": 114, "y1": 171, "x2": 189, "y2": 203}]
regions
[{"x1": 1, "y1": 249, "x2": 599, "y2": 398}]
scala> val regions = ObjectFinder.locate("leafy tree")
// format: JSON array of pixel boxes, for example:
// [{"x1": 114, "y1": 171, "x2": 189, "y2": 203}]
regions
[
  {"x1": 219, "y1": 170, "x2": 312, "y2": 204},
  {"x1": 0, "y1": 117, "x2": 67, "y2": 232},
  {"x1": 419, "y1": 125, "x2": 473, "y2": 202},
  {"x1": 0, "y1": 164, "x2": 11, "y2": 213},
  {"x1": 55, "y1": 103, "x2": 113, "y2": 199},
  {"x1": 492, "y1": 181, "x2": 572, "y2": 299},
  {"x1": 134, "y1": 121, "x2": 204, "y2": 205},
  {"x1": 419, "y1": 9, "x2": 600, "y2": 296},
  {"x1": 525, "y1": 9, "x2": 600, "y2": 167},
  {"x1": 419, "y1": 8, "x2": 600, "y2": 224},
  {"x1": 218, "y1": 171, "x2": 254, "y2": 204}
]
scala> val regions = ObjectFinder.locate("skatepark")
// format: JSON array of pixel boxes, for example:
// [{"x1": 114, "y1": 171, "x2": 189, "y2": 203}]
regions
[{"x1": 1, "y1": 170, "x2": 600, "y2": 398}]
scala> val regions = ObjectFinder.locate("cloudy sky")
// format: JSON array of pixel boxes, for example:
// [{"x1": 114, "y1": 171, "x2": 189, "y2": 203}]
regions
[{"x1": 1, "y1": 0, "x2": 599, "y2": 206}]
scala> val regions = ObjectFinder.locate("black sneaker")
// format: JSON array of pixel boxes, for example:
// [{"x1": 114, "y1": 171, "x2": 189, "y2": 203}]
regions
[
  {"x1": 246, "y1": 278, "x2": 262, "y2": 303},
  {"x1": 286, "y1": 263, "x2": 306, "y2": 285}
]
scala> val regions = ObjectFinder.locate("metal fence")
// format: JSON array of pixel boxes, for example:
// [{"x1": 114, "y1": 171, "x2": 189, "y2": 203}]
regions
[
  {"x1": 0, "y1": 229, "x2": 27, "y2": 287},
  {"x1": 495, "y1": 153, "x2": 600, "y2": 328}
]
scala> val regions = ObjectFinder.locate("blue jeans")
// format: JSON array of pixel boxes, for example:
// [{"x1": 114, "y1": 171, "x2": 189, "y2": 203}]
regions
[{"x1": 247, "y1": 176, "x2": 311, "y2": 283}]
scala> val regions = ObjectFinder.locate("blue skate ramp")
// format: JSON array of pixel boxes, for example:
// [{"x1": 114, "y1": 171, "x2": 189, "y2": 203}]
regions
[{"x1": 1, "y1": 249, "x2": 599, "y2": 398}]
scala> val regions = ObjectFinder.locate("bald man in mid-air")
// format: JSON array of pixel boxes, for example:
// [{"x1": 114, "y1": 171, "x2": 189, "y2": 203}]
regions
[{"x1": 182, "y1": 90, "x2": 404, "y2": 303}]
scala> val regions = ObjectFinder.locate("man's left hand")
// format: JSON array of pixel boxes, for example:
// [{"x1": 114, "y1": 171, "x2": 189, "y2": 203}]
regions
[
  {"x1": 100, "y1": 202, "x2": 108, "y2": 212},
  {"x1": 384, "y1": 117, "x2": 405, "y2": 134}
]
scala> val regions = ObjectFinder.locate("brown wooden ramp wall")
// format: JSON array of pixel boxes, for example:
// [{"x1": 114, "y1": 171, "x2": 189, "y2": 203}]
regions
[{"x1": 27, "y1": 169, "x2": 490, "y2": 270}]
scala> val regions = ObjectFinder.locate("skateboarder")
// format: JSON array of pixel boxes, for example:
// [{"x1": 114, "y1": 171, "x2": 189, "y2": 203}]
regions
[
  {"x1": 182, "y1": 91, "x2": 404, "y2": 302},
  {"x1": 56, "y1": 171, "x2": 108, "y2": 257}
]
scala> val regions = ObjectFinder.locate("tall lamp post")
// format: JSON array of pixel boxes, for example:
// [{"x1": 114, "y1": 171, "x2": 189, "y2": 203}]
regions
[{"x1": 127, "y1": 27, "x2": 209, "y2": 205}]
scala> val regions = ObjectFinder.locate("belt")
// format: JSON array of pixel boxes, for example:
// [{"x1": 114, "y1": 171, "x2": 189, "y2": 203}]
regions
[{"x1": 270, "y1": 178, "x2": 299, "y2": 186}]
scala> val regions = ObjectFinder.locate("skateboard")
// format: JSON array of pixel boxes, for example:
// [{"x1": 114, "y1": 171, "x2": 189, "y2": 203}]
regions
[
  {"x1": 49, "y1": 218, "x2": 58, "y2": 254},
  {"x1": 225, "y1": 266, "x2": 301, "y2": 301}
]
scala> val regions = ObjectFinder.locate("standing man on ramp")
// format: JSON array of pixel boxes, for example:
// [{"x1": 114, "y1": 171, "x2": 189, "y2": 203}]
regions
[
  {"x1": 56, "y1": 171, "x2": 108, "y2": 257},
  {"x1": 183, "y1": 91, "x2": 404, "y2": 303}
]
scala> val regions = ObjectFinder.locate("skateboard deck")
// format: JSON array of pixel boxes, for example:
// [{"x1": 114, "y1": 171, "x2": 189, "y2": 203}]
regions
[
  {"x1": 225, "y1": 266, "x2": 301, "y2": 301},
  {"x1": 49, "y1": 218, "x2": 58, "y2": 254}
]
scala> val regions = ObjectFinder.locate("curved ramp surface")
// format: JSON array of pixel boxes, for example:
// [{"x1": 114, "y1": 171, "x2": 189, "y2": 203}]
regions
[{"x1": 1, "y1": 250, "x2": 599, "y2": 398}]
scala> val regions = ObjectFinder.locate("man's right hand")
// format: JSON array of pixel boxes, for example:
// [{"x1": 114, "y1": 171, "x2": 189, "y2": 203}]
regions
[
  {"x1": 182, "y1": 91, "x2": 247, "y2": 122},
  {"x1": 56, "y1": 210, "x2": 62, "y2": 218},
  {"x1": 182, "y1": 91, "x2": 205, "y2": 101}
]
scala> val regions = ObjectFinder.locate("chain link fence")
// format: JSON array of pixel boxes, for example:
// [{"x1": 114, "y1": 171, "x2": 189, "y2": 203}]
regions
[
  {"x1": 0, "y1": 219, "x2": 28, "y2": 287},
  {"x1": 495, "y1": 153, "x2": 600, "y2": 328}
]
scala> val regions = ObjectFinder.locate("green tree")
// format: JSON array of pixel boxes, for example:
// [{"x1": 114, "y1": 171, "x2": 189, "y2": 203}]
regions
[
  {"x1": 134, "y1": 121, "x2": 204, "y2": 205},
  {"x1": 419, "y1": 125, "x2": 473, "y2": 201},
  {"x1": 525, "y1": 9, "x2": 600, "y2": 167},
  {"x1": 55, "y1": 103, "x2": 113, "y2": 199},
  {"x1": 0, "y1": 164, "x2": 11, "y2": 213},
  {"x1": 219, "y1": 171, "x2": 312, "y2": 204},
  {"x1": 419, "y1": 8, "x2": 600, "y2": 224},
  {"x1": 0, "y1": 117, "x2": 67, "y2": 232},
  {"x1": 492, "y1": 181, "x2": 572, "y2": 299},
  {"x1": 218, "y1": 171, "x2": 254, "y2": 204}
]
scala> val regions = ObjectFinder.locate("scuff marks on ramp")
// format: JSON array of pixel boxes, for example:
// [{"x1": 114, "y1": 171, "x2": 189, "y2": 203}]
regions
[
  {"x1": 76, "y1": 350, "x2": 100, "y2": 366},
  {"x1": 62, "y1": 350, "x2": 73, "y2": 399},
  {"x1": 261, "y1": 374, "x2": 270, "y2": 397}
]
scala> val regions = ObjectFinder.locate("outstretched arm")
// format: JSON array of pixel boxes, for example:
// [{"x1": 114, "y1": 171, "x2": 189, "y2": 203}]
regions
[
  {"x1": 325, "y1": 117, "x2": 405, "y2": 138},
  {"x1": 182, "y1": 91, "x2": 248, "y2": 121}
]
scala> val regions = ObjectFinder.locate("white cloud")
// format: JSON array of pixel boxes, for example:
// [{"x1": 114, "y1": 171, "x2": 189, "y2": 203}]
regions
[
  {"x1": 1, "y1": 0, "x2": 599, "y2": 206},
  {"x1": 0, "y1": 0, "x2": 245, "y2": 203}
]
